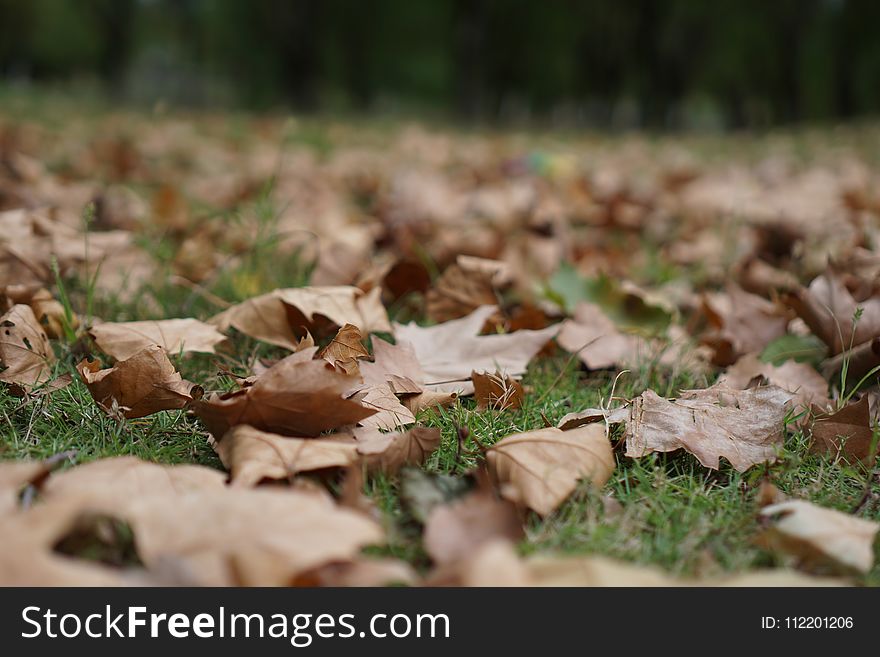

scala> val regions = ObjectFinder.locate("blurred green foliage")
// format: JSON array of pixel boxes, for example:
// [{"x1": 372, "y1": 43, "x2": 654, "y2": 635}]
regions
[{"x1": 2, "y1": 0, "x2": 880, "y2": 128}]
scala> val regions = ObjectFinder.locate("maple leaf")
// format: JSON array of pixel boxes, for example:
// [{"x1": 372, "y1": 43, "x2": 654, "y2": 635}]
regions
[
  {"x1": 393, "y1": 305, "x2": 558, "y2": 394},
  {"x1": 210, "y1": 286, "x2": 391, "y2": 349},
  {"x1": 195, "y1": 347, "x2": 376, "y2": 438},
  {"x1": 76, "y1": 345, "x2": 203, "y2": 419},
  {"x1": 88, "y1": 318, "x2": 227, "y2": 361}
]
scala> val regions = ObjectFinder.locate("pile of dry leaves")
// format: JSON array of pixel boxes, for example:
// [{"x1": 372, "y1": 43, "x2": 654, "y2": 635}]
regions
[{"x1": 1, "y1": 112, "x2": 879, "y2": 586}]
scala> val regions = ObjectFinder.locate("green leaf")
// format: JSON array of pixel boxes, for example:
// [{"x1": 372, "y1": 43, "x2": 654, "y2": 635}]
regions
[{"x1": 760, "y1": 334, "x2": 827, "y2": 367}]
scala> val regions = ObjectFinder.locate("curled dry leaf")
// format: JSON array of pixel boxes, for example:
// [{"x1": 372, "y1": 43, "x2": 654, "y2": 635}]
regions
[
  {"x1": 2, "y1": 285, "x2": 77, "y2": 339},
  {"x1": 88, "y1": 318, "x2": 227, "y2": 361},
  {"x1": 486, "y1": 425, "x2": 614, "y2": 516},
  {"x1": 210, "y1": 285, "x2": 391, "y2": 349},
  {"x1": 472, "y1": 370, "x2": 524, "y2": 411},
  {"x1": 394, "y1": 305, "x2": 558, "y2": 394},
  {"x1": 354, "y1": 426, "x2": 442, "y2": 474},
  {"x1": 718, "y1": 352, "x2": 830, "y2": 412},
  {"x1": 0, "y1": 304, "x2": 55, "y2": 389},
  {"x1": 784, "y1": 268, "x2": 880, "y2": 354},
  {"x1": 195, "y1": 347, "x2": 376, "y2": 437},
  {"x1": 625, "y1": 385, "x2": 793, "y2": 471},
  {"x1": 3, "y1": 456, "x2": 385, "y2": 586},
  {"x1": 423, "y1": 485, "x2": 523, "y2": 566},
  {"x1": 318, "y1": 323, "x2": 370, "y2": 374},
  {"x1": 758, "y1": 500, "x2": 880, "y2": 574},
  {"x1": 76, "y1": 345, "x2": 202, "y2": 419},
  {"x1": 216, "y1": 425, "x2": 360, "y2": 487},
  {"x1": 809, "y1": 396, "x2": 878, "y2": 464}
]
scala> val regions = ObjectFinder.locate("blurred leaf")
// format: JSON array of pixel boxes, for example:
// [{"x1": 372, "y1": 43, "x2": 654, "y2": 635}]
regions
[{"x1": 760, "y1": 334, "x2": 827, "y2": 367}]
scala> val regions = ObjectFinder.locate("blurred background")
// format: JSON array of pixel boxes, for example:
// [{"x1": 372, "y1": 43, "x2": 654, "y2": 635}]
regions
[{"x1": 1, "y1": 0, "x2": 880, "y2": 129}]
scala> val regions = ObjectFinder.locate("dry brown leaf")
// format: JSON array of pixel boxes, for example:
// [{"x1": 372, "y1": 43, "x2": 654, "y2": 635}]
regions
[
  {"x1": 784, "y1": 268, "x2": 880, "y2": 354},
  {"x1": 2, "y1": 285, "x2": 77, "y2": 339},
  {"x1": 486, "y1": 425, "x2": 614, "y2": 516},
  {"x1": 394, "y1": 305, "x2": 558, "y2": 394},
  {"x1": 13, "y1": 456, "x2": 385, "y2": 586},
  {"x1": 426, "y1": 260, "x2": 498, "y2": 323},
  {"x1": 399, "y1": 389, "x2": 459, "y2": 414},
  {"x1": 701, "y1": 284, "x2": 789, "y2": 365},
  {"x1": 472, "y1": 370, "x2": 525, "y2": 411},
  {"x1": 216, "y1": 425, "x2": 360, "y2": 487},
  {"x1": 423, "y1": 486, "x2": 523, "y2": 566},
  {"x1": 718, "y1": 352, "x2": 830, "y2": 412},
  {"x1": 810, "y1": 396, "x2": 878, "y2": 464},
  {"x1": 758, "y1": 500, "x2": 880, "y2": 574},
  {"x1": 354, "y1": 426, "x2": 442, "y2": 474},
  {"x1": 360, "y1": 336, "x2": 427, "y2": 389},
  {"x1": 0, "y1": 304, "x2": 55, "y2": 389},
  {"x1": 76, "y1": 345, "x2": 202, "y2": 419},
  {"x1": 210, "y1": 285, "x2": 391, "y2": 349},
  {"x1": 625, "y1": 385, "x2": 793, "y2": 471},
  {"x1": 88, "y1": 318, "x2": 227, "y2": 361},
  {"x1": 557, "y1": 301, "x2": 644, "y2": 369},
  {"x1": 318, "y1": 322, "x2": 370, "y2": 374},
  {"x1": 195, "y1": 347, "x2": 376, "y2": 438},
  {"x1": 355, "y1": 383, "x2": 417, "y2": 429}
]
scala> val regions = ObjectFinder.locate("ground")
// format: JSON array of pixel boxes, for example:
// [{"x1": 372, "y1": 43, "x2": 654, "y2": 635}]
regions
[{"x1": 1, "y1": 93, "x2": 879, "y2": 585}]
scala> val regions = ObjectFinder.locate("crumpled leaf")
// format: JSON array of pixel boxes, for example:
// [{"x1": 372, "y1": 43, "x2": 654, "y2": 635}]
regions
[
  {"x1": 210, "y1": 286, "x2": 391, "y2": 349},
  {"x1": 624, "y1": 385, "x2": 793, "y2": 471},
  {"x1": 393, "y1": 305, "x2": 558, "y2": 394},
  {"x1": 758, "y1": 500, "x2": 880, "y2": 574},
  {"x1": 216, "y1": 425, "x2": 360, "y2": 487},
  {"x1": 76, "y1": 345, "x2": 202, "y2": 419},
  {"x1": 354, "y1": 426, "x2": 442, "y2": 474},
  {"x1": 0, "y1": 304, "x2": 55, "y2": 389},
  {"x1": 88, "y1": 318, "x2": 227, "y2": 361},
  {"x1": 195, "y1": 347, "x2": 376, "y2": 438},
  {"x1": 486, "y1": 425, "x2": 614, "y2": 516},
  {"x1": 810, "y1": 396, "x2": 879, "y2": 464}
]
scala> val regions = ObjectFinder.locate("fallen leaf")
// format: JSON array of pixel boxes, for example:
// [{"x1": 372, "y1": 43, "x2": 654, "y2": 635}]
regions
[
  {"x1": 758, "y1": 500, "x2": 879, "y2": 574},
  {"x1": 0, "y1": 304, "x2": 54, "y2": 389},
  {"x1": 318, "y1": 323, "x2": 370, "y2": 374},
  {"x1": 424, "y1": 485, "x2": 523, "y2": 565},
  {"x1": 76, "y1": 345, "x2": 202, "y2": 419},
  {"x1": 354, "y1": 383, "x2": 416, "y2": 429},
  {"x1": 195, "y1": 347, "x2": 376, "y2": 437},
  {"x1": 718, "y1": 352, "x2": 830, "y2": 412},
  {"x1": 354, "y1": 426, "x2": 442, "y2": 474},
  {"x1": 810, "y1": 396, "x2": 879, "y2": 464},
  {"x1": 292, "y1": 558, "x2": 417, "y2": 587},
  {"x1": 210, "y1": 286, "x2": 392, "y2": 349},
  {"x1": 472, "y1": 370, "x2": 525, "y2": 411},
  {"x1": 486, "y1": 425, "x2": 614, "y2": 516},
  {"x1": 426, "y1": 260, "x2": 498, "y2": 323},
  {"x1": 88, "y1": 318, "x2": 227, "y2": 361},
  {"x1": 556, "y1": 301, "x2": 644, "y2": 369},
  {"x1": 394, "y1": 305, "x2": 558, "y2": 394},
  {"x1": 216, "y1": 425, "x2": 360, "y2": 487},
  {"x1": 625, "y1": 385, "x2": 793, "y2": 471}
]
